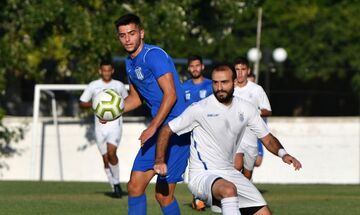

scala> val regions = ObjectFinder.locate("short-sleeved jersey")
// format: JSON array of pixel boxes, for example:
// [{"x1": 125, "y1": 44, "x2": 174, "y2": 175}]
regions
[
  {"x1": 168, "y1": 95, "x2": 269, "y2": 171},
  {"x1": 234, "y1": 81, "x2": 271, "y2": 148},
  {"x1": 125, "y1": 44, "x2": 185, "y2": 123},
  {"x1": 233, "y1": 81, "x2": 271, "y2": 111},
  {"x1": 80, "y1": 79, "x2": 128, "y2": 129},
  {"x1": 182, "y1": 78, "x2": 213, "y2": 108}
]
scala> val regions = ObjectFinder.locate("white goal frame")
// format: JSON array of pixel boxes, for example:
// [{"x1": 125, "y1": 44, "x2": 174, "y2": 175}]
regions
[{"x1": 31, "y1": 84, "x2": 87, "y2": 180}]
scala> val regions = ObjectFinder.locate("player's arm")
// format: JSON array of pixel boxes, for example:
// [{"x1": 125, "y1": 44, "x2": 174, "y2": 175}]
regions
[
  {"x1": 260, "y1": 108, "x2": 272, "y2": 117},
  {"x1": 139, "y1": 72, "x2": 177, "y2": 145},
  {"x1": 260, "y1": 133, "x2": 302, "y2": 170},
  {"x1": 79, "y1": 101, "x2": 92, "y2": 108},
  {"x1": 153, "y1": 124, "x2": 173, "y2": 176},
  {"x1": 124, "y1": 84, "x2": 143, "y2": 113}
]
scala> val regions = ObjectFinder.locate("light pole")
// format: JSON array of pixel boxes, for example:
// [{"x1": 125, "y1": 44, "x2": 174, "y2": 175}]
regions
[{"x1": 247, "y1": 47, "x2": 287, "y2": 95}]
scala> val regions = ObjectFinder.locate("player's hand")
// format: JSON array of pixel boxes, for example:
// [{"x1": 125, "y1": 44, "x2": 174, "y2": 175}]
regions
[
  {"x1": 139, "y1": 125, "x2": 157, "y2": 147},
  {"x1": 99, "y1": 119, "x2": 107, "y2": 124},
  {"x1": 154, "y1": 161, "x2": 168, "y2": 177},
  {"x1": 282, "y1": 154, "x2": 302, "y2": 170}
]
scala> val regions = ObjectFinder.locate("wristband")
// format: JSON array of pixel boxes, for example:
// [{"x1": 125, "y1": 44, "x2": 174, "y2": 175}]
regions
[{"x1": 278, "y1": 149, "x2": 288, "y2": 158}]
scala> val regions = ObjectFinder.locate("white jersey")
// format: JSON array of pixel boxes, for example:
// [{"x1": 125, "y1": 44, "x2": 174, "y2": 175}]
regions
[
  {"x1": 233, "y1": 81, "x2": 271, "y2": 148},
  {"x1": 80, "y1": 79, "x2": 128, "y2": 131},
  {"x1": 169, "y1": 95, "x2": 269, "y2": 172}
]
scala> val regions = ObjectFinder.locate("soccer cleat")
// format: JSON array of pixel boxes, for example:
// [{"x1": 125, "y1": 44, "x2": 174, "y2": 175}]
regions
[
  {"x1": 192, "y1": 197, "x2": 206, "y2": 211},
  {"x1": 113, "y1": 184, "x2": 122, "y2": 198}
]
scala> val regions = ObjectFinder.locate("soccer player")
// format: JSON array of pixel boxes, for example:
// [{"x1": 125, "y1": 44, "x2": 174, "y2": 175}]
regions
[
  {"x1": 183, "y1": 55, "x2": 213, "y2": 108},
  {"x1": 79, "y1": 59, "x2": 128, "y2": 198},
  {"x1": 154, "y1": 64, "x2": 302, "y2": 215},
  {"x1": 114, "y1": 14, "x2": 189, "y2": 215},
  {"x1": 182, "y1": 55, "x2": 212, "y2": 211},
  {"x1": 233, "y1": 57, "x2": 272, "y2": 180}
]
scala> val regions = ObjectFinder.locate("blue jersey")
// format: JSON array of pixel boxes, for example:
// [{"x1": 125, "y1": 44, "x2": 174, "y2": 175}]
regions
[
  {"x1": 125, "y1": 44, "x2": 186, "y2": 123},
  {"x1": 125, "y1": 44, "x2": 189, "y2": 184},
  {"x1": 182, "y1": 78, "x2": 213, "y2": 107}
]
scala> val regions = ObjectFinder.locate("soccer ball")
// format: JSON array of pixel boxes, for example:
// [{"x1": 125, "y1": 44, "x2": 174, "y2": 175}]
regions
[{"x1": 92, "y1": 89, "x2": 125, "y2": 121}]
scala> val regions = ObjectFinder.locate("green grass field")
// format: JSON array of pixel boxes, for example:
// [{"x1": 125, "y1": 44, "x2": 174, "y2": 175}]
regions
[{"x1": 0, "y1": 181, "x2": 359, "y2": 215}]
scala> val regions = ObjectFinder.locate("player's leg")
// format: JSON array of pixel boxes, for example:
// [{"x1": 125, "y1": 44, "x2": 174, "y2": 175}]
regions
[
  {"x1": 95, "y1": 132, "x2": 114, "y2": 191},
  {"x1": 234, "y1": 152, "x2": 244, "y2": 172},
  {"x1": 107, "y1": 143, "x2": 122, "y2": 197},
  {"x1": 212, "y1": 178, "x2": 240, "y2": 215},
  {"x1": 242, "y1": 146, "x2": 258, "y2": 180},
  {"x1": 127, "y1": 170, "x2": 156, "y2": 215},
  {"x1": 155, "y1": 183, "x2": 181, "y2": 215},
  {"x1": 155, "y1": 133, "x2": 190, "y2": 215}
]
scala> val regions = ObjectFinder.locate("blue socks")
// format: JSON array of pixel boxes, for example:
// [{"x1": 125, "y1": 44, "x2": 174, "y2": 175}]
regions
[
  {"x1": 128, "y1": 194, "x2": 147, "y2": 215},
  {"x1": 161, "y1": 199, "x2": 180, "y2": 215}
]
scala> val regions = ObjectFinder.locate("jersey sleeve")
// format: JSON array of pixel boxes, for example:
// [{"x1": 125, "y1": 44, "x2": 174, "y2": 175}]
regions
[
  {"x1": 168, "y1": 104, "x2": 199, "y2": 135},
  {"x1": 246, "y1": 105, "x2": 270, "y2": 139},
  {"x1": 257, "y1": 86, "x2": 271, "y2": 111},
  {"x1": 79, "y1": 84, "x2": 93, "y2": 102},
  {"x1": 144, "y1": 48, "x2": 173, "y2": 79}
]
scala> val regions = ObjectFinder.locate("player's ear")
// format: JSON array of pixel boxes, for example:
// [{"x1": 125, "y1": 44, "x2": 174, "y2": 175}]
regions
[
  {"x1": 247, "y1": 68, "x2": 251, "y2": 75},
  {"x1": 201, "y1": 64, "x2": 205, "y2": 71},
  {"x1": 140, "y1": 29, "x2": 145, "y2": 40},
  {"x1": 112, "y1": 69, "x2": 114, "y2": 74},
  {"x1": 98, "y1": 69, "x2": 102, "y2": 75}
]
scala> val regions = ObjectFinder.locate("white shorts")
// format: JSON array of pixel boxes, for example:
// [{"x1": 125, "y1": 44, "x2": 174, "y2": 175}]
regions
[
  {"x1": 95, "y1": 127, "x2": 122, "y2": 155},
  {"x1": 236, "y1": 143, "x2": 258, "y2": 171},
  {"x1": 188, "y1": 169, "x2": 266, "y2": 208}
]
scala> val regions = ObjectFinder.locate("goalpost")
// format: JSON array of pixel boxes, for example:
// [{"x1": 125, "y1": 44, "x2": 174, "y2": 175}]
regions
[{"x1": 31, "y1": 84, "x2": 87, "y2": 180}]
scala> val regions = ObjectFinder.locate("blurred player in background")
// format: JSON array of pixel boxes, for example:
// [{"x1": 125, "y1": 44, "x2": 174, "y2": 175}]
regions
[
  {"x1": 79, "y1": 59, "x2": 128, "y2": 198},
  {"x1": 182, "y1": 55, "x2": 212, "y2": 211},
  {"x1": 233, "y1": 57, "x2": 272, "y2": 180},
  {"x1": 154, "y1": 64, "x2": 302, "y2": 215},
  {"x1": 115, "y1": 13, "x2": 189, "y2": 215},
  {"x1": 182, "y1": 55, "x2": 213, "y2": 108},
  {"x1": 247, "y1": 71, "x2": 266, "y2": 169}
]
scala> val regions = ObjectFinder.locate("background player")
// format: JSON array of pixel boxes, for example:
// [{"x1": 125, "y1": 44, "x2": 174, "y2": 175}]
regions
[
  {"x1": 182, "y1": 55, "x2": 213, "y2": 108},
  {"x1": 79, "y1": 59, "x2": 128, "y2": 198},
  {"x1": 114, "y1": 14, "x2": 189, "y2": 215},
  {"x1": 182, "y1": 55, "x2": 212, "y2": 211},
  {"x1": 233, "y1": 57, "x2": 272, "y2": 180},
  {"x1": 154, "y1": 64, "x2": 302, "y2": 215}
]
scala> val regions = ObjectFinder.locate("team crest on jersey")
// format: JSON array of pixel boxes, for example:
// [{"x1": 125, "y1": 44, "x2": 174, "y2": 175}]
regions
[
  {"x1": 239, "y1": 112, "x2": 244, "y2": 122},
  {"x1": 199, "y1": 90, "x2": 207, "y2": 99},
  {"x1": 185, "y1": 90, "x2": 191, "y2": 100},
  {"x1": 135, "y1": 66, "x2": 144, "y2": 80}
]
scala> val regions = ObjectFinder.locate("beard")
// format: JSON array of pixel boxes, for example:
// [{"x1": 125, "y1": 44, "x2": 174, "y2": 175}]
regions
[
  {"x1": 214, "y1": 88, "x2": 234, "y2": 104},
  {"x1": 190, "y1": 70, "x2": 201, "y2": 79}
]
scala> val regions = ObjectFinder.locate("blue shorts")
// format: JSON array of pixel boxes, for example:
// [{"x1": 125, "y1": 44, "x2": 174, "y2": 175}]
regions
[
  {"x1": 257, "y1": 139, "x2": 264, "y2": 156},
  {"x1": 132, "y1": 132, "x2": 190, "y2": 183}
]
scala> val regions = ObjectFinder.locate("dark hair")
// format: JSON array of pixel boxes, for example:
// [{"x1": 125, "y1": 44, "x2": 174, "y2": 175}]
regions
[
  {"x1": 100, "y1": 58, "x2": 113, "y2": 67},
  {"x1": 212, "y1": 63, "x2": 236, "y2": 80},
  {"x1": 234, "y1": 57, "x2": 249, "y2": 68},
  {"x1": 114, "y1": 13, "x2": 143, "y2": 30},
  {"x1": 187, "y1": 55, "x2": 203, "y2": 66}
]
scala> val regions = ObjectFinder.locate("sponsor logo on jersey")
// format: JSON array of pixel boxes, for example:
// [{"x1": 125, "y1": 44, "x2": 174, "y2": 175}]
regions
[
  {"x1": 135, "y1": 66, "x2": 144, "y2": 80},
  {"x1": 207, "y1": 113, "x2": 219, "y2": 117},
  {"x1": 199, "y1": 90, "x2": 207, "y2": 98},
  {"x1": 239, "y1": 112, "x2": 244, "y2": 122},
  {"x1": 185, "y1": 90, "x2": 191, "y2": 100}
]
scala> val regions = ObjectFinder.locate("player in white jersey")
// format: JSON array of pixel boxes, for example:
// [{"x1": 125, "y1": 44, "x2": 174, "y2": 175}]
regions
[
  {"x1": 233, "y1": 57, "x2": 272, "y2": 180},
  {"x1": 154, "y1": 64, "x2": 302, "y2": 215},
  {"x1": 79, "y1": 59, "x2": 128, "y2": 198}
]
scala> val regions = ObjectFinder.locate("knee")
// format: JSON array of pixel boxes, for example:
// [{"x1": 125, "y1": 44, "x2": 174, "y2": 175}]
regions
[
  {"x1": 127, "y1": 180, "x2": 142, "y2": 196},
  {"x1": 155, "y1": 192, "x2": 173, "y2": 206},
  {"x1": 107, "y1": 151, "x2": 117, "y2": 159},
  {"x1": 221, "y1": 184, "x2": 237, "y2": 198}
]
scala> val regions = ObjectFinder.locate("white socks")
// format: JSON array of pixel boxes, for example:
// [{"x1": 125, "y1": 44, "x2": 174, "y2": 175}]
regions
[
  {"x1": 109, "y1": 163, "x2": 120, "y2": 185},
  {"x1": 221, "y1": 197, "x2": 241, "y2": 215},
  {"x1": 105, "y1": 168, "x2": 113, "y2": 190}
]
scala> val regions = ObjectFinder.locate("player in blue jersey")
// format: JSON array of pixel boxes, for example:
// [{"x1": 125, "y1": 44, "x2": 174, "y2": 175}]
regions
[
  {"x1": 114, "y1": 14, "x2": 189, "y2": 215},
  {"x1": 182, "y1": 55, "x2": 213, "y2": 108},
  {"x1": 182, "y1": 55, "x2": 212, "y2": 211}
]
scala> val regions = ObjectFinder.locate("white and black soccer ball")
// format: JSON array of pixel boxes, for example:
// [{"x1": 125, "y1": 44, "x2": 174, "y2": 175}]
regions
[{"x1": 92, "y1": 89, "x2": 125, "y2": 121}]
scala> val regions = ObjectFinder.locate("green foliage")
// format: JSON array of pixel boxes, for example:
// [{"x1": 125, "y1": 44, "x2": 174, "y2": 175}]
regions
[{"x1": 0, "y1": 117, "x2": 26, "y2": 170}]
